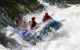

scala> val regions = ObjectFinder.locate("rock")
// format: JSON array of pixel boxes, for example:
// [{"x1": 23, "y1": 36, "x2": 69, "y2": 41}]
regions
[{"x1": 0, "y1": 32, "x2": 8, "y2": 47}]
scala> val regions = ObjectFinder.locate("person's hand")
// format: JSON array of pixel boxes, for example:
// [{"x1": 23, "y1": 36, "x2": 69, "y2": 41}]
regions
[{"x1": 60, "y1": 19, "x2": 66, "y2": 22}]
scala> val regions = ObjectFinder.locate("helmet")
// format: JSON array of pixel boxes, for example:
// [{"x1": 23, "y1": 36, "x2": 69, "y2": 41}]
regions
[
  {"x1": 31, "y1": 16, "x2": 35, "y2": 21},
  {"x1": 45, "y1": 12, "x2": 48, "y2": 16}
]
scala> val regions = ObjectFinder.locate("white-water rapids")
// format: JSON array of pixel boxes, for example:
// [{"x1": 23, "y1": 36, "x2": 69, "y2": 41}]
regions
[{"x1": 1, "y1": 0, "x2": 80, "y2": 50}]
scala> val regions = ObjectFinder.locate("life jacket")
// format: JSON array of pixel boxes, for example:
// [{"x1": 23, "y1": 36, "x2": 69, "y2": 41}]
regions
[
  {"x1": 43, "y1": 15, "x2": 52, "y2": 22},
  {"x1": 31, "y1": 21, "x2": 36, "y2": 29}
]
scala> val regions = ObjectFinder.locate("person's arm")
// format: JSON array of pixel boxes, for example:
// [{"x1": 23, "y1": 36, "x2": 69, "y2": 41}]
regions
[
  {"x1": 34, "y1": 23, "x2": 42, "y2": 29},
  {"x1": 49, "y1": 16, "x2": 52, "y2": 19},
  {"x1": 29, "y1": 21, "x2": 32, "y2": 30},
  {"x1": 42, "y1": 17, "x2": 46, "y2": 22}
]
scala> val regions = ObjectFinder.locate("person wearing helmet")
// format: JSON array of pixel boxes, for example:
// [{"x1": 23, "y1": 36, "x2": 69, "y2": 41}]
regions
[
  {"x1": 29, "y1": 16, "x2": 37, "y2": 30},
  {"x1": 42, "y1": 12, "x2": 52, "y2": 22}
]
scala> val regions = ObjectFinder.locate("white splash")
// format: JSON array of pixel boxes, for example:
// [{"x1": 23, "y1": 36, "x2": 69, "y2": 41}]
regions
[{"x1": 0, "y1": 44, "x2": 9, "y2": 50}]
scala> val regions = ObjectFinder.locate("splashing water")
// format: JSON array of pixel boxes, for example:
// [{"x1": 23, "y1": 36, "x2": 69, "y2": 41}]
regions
[{"x1": 1, "y1": 0, "x2": 80, "y2": 50}]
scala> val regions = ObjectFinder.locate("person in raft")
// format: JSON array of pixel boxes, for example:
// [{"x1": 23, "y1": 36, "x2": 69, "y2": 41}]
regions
[
  {"x1": 29, "y1": 16, "x2": 37, "y2": 30},
  {"x1": 13, "y1": 17, "x2": 19, "y2": 28},
  {"x1": 42, "y1": 12, "x2": 52, "y2": 22}
]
